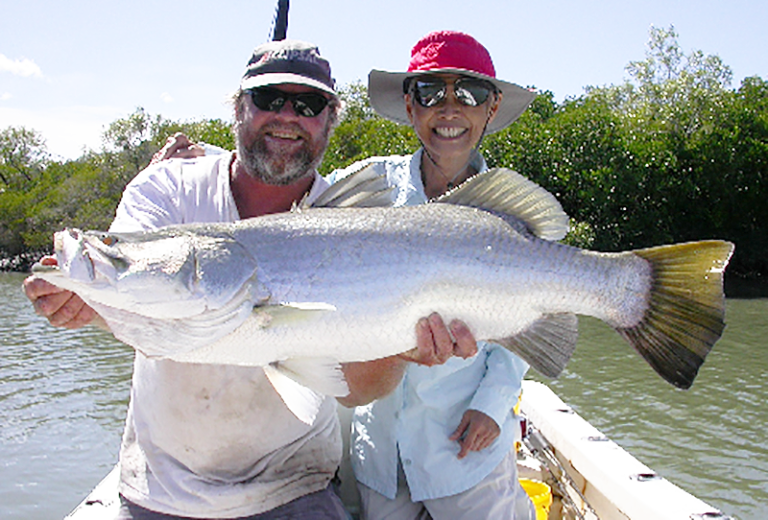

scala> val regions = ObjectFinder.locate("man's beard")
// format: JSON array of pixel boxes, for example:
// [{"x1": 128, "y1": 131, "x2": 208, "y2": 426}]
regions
[{"x1": 236, "y1": 122, "x2": 329, "y2": 186}]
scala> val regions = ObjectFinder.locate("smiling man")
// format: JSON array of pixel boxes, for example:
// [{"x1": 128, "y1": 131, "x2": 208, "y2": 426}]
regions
[
  {"x1": 23, "y1": 39, "x2": 477, "y2": 520},
  {"x1": 234, "y1": 47, "x2": 338, "y2": 189}
]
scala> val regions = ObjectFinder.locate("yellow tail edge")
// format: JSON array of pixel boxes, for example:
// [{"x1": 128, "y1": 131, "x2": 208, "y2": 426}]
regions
[{"x1": 617, "y1": 240, "x2": 735, "y2": 389}]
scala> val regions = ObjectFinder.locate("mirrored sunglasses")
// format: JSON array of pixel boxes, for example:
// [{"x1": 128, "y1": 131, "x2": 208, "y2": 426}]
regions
[
  {"x1": 410, "y1": 77, "x2": 496, "y2": 108},
  {"x1": 248, "y1": 87, "x2": 330, "y2": 117}
]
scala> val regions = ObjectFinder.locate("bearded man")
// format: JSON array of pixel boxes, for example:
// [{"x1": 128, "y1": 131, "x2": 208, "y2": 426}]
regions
[{"x1": 23, "y1": 39, "x2": 476, "y2": 519}]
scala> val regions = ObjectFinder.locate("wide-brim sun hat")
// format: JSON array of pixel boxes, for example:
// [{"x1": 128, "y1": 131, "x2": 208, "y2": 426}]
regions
[{"x1": 369, "y1": 30, "x2": 535, "y2": 134}]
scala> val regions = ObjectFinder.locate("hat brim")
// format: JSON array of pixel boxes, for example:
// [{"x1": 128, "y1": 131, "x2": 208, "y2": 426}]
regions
[
  {"x1": 241, "y1": 73, "x2": 337, "y2": 96},
  {"x1": 368, "y1": 69, "x2": 535, "y2": 134}
]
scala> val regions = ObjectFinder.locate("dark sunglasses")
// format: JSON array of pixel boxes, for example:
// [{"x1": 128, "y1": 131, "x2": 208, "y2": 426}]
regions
[
  {"x1": 408, "y1": 76, "x2": 497, "y2": 108},
  {"x1": 248, "y1": 87, "x2": 330, "y2": 117}
]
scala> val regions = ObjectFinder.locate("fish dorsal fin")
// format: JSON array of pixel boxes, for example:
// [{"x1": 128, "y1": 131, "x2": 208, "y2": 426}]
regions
[
  {"x1": 305, "y1": 163, "x2": 395, "y2": 209},
  {"x1": 436, "y1": 168, "x2": 570, "y2": 241}
]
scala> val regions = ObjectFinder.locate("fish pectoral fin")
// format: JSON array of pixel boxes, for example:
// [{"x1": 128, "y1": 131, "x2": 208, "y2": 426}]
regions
[
  {"x1": 263, "y1": 358, "x2": 349, "y2": 425},
  {"x1": 492, "y1": 313, "x2": 579, "y2": 378},
  {"x1": 255, "y1": 302, "x2": 337, "y2": 328}
]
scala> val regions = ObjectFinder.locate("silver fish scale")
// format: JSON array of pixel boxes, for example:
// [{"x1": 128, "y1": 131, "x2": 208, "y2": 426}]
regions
[{"x1": 190, "y1": 203, "x2": 652, "y2": 365}]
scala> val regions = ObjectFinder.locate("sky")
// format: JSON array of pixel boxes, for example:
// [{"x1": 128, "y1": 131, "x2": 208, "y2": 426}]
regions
[{"x1": 1, "y1": 0, "x2": 766, "y2": 161}]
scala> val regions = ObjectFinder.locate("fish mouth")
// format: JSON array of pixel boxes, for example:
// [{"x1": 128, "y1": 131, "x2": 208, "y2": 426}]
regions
[
  {"x1": 30, "y1": 262, "x2": 60, "y2": 274},
  {"x1": 433, "y1": 127, "x2": 468, "y2": 139},
  {"x1": 54, "y1": 229, "x2": 96, "y2": 282}
]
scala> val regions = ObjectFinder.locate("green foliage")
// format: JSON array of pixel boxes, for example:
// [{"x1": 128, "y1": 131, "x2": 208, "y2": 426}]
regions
[
  {"x1": 102, "y1": 107, "x2": 160, "y2": 172},
  {"x1": 151, "y1": 117, "x2": 235, "y2": 154},
  {"x1": 562, "y1": 220, "x2": 596, "y2": 249},
  {"x1": 103, "y1": 108, "x2": 235, "y2": 172},
  {"x1": 0, "y1": 126, "x2": 48, "y2": 186},
  {"x1": 0, "y1": 188, "x2": 29, "y2": 255},
  {"x1": 479, "y1": 27, "x2": 768, "y2": 277},
  {"x1": 320, "y1": 82, "x2": 419, "y2": 174},
  {"x1": 0, "y1": 107, "x2": 234, "y2": 265}
]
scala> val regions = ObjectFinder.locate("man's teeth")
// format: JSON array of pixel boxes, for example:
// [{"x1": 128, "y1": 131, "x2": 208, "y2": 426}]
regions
[
  {"x1": 435, "y1": 127, "x2": 465, "y2": 138},
  {"x1": 270, "y1": 131, "x2": 300, "y2": 140}
]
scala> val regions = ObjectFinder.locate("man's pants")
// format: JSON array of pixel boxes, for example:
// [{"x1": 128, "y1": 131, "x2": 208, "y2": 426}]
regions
[{"x1": 117, "y1": 484, "x2": 349, "y2": 520}]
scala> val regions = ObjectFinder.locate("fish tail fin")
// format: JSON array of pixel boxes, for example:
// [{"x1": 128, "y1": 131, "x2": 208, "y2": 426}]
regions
[{"x1": 616, "y1": 240, "x2": 734, "y2": 389}]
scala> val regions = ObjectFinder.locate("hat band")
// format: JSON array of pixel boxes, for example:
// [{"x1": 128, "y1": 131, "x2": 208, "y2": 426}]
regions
[{"x1": 244, "y1": 60, "x2": 334, "y2": 90}]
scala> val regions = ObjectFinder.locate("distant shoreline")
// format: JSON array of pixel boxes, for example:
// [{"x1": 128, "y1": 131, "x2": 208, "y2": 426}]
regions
[{"x1": 0, "y1": 251, "x2": 48, "y2": 273}]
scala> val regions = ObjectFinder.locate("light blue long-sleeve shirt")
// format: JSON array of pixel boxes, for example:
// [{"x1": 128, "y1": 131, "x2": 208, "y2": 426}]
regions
[{"x1": 329, "y1": 151, "x2": 530, "y2": 501}]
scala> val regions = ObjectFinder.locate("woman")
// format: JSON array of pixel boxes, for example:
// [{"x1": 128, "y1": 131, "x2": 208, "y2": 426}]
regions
[
  {"x1": 328, "y1": 30, "x2": 537, "y2": 520},
  {"x1": 150, "y1": 30, "x2": 537, "y2": 519}
]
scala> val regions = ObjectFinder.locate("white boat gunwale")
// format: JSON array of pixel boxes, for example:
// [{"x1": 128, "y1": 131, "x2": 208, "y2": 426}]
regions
[{"x1": 518, "y1": 381, "x2": 733, "y2": 520}]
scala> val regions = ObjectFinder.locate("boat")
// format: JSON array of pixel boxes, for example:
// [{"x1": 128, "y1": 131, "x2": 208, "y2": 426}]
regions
[
  {"x1": 514, "y1": 382, "x2": 733, "y2": 520},
  {"x1": 64, "y1": 381, "x2": 733, "y2": 520}
]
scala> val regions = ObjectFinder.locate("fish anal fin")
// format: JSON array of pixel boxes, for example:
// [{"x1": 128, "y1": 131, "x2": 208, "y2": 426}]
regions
[
  {"x1": 616, "y1": 240, "x2": 734, "y2": 389},
  {"x1": 493, "y1": 313, "x2": 578, "y2": 378},
  {"x1": 436, "y1": 168, "x2": 570, "y2": 241},
  {"x1": 263, "y1": 358, "x2": 349, "y2": 425}
]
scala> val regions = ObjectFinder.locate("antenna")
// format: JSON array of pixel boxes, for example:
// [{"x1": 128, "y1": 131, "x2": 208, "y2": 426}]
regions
[{"x1": 271, "y1": 0, "x2": 290, "y2": 41}]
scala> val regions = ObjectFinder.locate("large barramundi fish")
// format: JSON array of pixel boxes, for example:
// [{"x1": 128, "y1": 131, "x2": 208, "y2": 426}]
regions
[{"x1": 32, "y1": 167, "x2": 734, "y2": 423}]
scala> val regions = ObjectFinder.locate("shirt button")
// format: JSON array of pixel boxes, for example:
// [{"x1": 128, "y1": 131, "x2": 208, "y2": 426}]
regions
[{"x1": 403, "y1": 459, "x2": 412, "y2": 466}]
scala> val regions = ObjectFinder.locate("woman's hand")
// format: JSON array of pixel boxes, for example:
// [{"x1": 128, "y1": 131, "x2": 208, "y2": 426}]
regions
[
  {"x1": 150, "y1": 132, "x2": 206, "y2": 164},
  {"x1": 450, "y1": 409, "x2": 501, "y2": 459}
]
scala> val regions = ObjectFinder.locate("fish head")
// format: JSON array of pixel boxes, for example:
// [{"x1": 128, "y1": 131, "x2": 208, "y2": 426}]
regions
[{"x1": 36, "y1": 227, "x2": 260, "y2": 320}]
